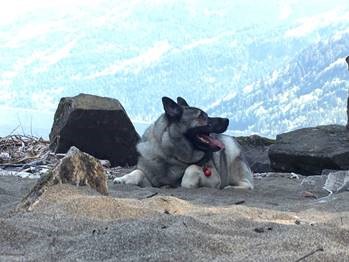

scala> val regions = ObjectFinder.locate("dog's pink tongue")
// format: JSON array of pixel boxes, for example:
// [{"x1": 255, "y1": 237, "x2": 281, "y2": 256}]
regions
[{"x1": 202, "y1": 135, "x2": 225, "y2": 150}]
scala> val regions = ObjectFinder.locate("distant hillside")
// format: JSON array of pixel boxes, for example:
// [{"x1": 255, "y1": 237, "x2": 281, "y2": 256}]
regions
[
  {"x1": 208, "y1": 30, "x2": 349, "y2": 137},
  {"x1": 1, "y1": 2, "x2": 349, "y2": 137}
]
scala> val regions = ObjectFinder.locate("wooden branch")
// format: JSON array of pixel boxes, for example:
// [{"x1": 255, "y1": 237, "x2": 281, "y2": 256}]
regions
[{"x1": 294, "y1": 247, "x2": 324, "y2": 262}]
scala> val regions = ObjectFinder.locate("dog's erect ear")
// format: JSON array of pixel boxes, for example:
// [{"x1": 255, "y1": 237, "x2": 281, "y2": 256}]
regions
[
  {"x1": 162, "y1": 97, "x2": 183, "y2": 120},
  {"x1": 177, "y1": 97, "x2": 189, "y2": 107}
]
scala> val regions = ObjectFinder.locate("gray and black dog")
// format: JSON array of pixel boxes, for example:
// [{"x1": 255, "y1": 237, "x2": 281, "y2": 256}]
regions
[{"x1": 113, "y1": 97, "x2": 253, "y2": 189}]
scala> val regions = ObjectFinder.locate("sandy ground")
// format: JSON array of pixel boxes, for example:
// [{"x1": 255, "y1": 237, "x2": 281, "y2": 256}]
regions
[{"x1": 0, "y1": 173, "x2": 348, "y2": 262}]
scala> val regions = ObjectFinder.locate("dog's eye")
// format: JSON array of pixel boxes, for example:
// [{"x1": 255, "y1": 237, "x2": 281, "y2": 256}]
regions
[{"x1": 200, "y1": 112, "x2": 208, "y2": 121}]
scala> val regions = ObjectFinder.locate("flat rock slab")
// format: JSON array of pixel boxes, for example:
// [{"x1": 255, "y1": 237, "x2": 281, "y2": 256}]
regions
[
  {"x1": 269, "y1": 125, "x2": 349, "y2": 175},
  {"x1": 0, "y1": 174, "x2": 348, "y2": 261},
  {"x1": 49, "y1": 93, "x2": 140, "y2": 167}
]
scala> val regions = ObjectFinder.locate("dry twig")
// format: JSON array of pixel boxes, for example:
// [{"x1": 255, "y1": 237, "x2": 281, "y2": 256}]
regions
[
  {"x1": 294, "y1": 247, "x2": 324, "y2": 262},
  {"x1": 0, "y1": 135, "x2": 50, "y2": 165}
]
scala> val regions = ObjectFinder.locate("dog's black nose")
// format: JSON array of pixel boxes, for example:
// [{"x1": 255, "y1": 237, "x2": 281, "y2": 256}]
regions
[
  {"x1": 223, "y1": 118, "x2": 229, "y2": 128},
  {"x1": 208, "y1": 117, "x2": 229, "y2": 133}
]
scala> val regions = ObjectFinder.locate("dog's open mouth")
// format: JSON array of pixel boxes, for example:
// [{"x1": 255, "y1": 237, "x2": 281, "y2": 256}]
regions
[
  {"x1": 196, "y1": 133, "x2": 225, "y2": 150},
  {"x1": 185, "y1": 117, "x2": 229, "y2": 152}
]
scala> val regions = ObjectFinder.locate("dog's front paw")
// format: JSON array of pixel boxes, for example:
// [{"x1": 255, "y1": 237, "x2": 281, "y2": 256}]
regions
[
  {"x1": 113, "y1": 177, "x2": 126, "y2": 184},
  {"x1": 224, "y1": 180, "x2": 254, "y2": 190},
  {"x1": 112, "y1": 170, "x2": 145, "y2": 186}
]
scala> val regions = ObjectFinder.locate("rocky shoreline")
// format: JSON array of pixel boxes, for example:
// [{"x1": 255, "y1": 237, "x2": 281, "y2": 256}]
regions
[{"x1": 0, "y1": 93, "x2": 348, "y2": 261}]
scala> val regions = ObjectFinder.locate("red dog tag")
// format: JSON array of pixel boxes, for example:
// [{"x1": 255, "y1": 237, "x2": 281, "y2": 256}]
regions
[{"x1": 203, "y1": 166, "x2": 212, "y2": 177}]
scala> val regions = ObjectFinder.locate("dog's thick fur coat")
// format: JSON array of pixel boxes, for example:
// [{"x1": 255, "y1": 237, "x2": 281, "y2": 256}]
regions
[{"x1": 114, "y1": 97, "x2": 253, "y2": 189}]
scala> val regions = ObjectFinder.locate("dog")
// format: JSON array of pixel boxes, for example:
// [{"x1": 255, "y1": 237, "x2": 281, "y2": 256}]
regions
[{"x1": 113, "y1": 97, "x2": 253, "y2": 189}]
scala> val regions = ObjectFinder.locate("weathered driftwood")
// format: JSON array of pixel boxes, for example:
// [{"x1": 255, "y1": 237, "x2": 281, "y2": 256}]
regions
[{"x1": 0, "y1": 135, "x2": 50, "y2": 166}]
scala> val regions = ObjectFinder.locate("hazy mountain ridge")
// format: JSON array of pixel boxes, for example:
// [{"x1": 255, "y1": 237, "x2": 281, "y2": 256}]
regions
[
  {"x1": 2, "y1": 22, "x2": 340, "y2": 112},
  {"x1": 209, "y1": 29, "x2": 349, "y2": 137},
  {"x1": 1, "y1": 2, "x2": 349, "y2": 137}
]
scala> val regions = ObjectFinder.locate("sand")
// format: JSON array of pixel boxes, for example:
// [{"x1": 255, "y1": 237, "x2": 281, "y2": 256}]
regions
[{"x1": 0, "y1": 173, "x2": 348, "y2": 262}]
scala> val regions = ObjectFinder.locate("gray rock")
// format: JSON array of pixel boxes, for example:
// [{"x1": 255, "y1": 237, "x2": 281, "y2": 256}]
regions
[
  {"x1": 346, "y1": 97, "x2": 349, "y2": 129},
  {"x1": 269, "y1": 125, "x2": 349, "y2": 175},
  {"x1": 321, "y1": 169, "x2": 340, "y2": 176},
  {"x1": 301, "y1": 170, "x2": 349, "y2": 198},
  {"x1": 19, "y1": 146, "x2": 108, "y2": 211},
  {"x1": 49, "y1": 93, "x2": 140, "y2": 167},
  {"x1": 323, "y1": 170, "x2": 349, "y2": 193},
  {"x1": 345, "y1": 56, "x2": 349, "y2": 129},
  {"x1": 54, "y1": 146, "x2": 108, "y2": 195},
  {"x1": 235, "y1": 135, "x2": 275, "y2": 173}
]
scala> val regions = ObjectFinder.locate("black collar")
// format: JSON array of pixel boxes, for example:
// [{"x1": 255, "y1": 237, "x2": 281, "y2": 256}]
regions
[
  {"x1": 173, "y1": 151, "x2": 212, "y2": 166},
  {"x1": 195, "y1": 151, "x2": 212, "y2": 166}
]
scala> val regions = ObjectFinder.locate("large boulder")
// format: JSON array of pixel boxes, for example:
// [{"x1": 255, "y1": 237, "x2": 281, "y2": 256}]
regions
[
  {"x1": 49, "y1": 93, "x2": 140, "y2": 167},
  {"x1": 269, "y1": 125, "x2": 349, "y2": 175},
  {"x1": 235, "y1": 135, "x2": 275, "y2": 173},
  {"x1": 345, "y1": 56, "x2": 349, "y2": 129},
  {"x1": 347, "y1": 96, "x2": 349, "y2": 129}
]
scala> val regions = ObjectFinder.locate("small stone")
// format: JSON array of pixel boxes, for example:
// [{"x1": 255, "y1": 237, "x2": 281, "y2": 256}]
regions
[
  {"x1": 302, "y1": 191, "x2": 317, "y2": 199},
  {"x1": 254, "y1": 226, "x2": 272, "y2": 233},
  {"x1": 254, "y1": 227, "x2": 265, "y2": 233},
  {"x1": 99, "y1": 160, "x2": 111, "y2": 168},
  {"x1": 234, "y1": 200, "x2": 245, "y2": 205}
]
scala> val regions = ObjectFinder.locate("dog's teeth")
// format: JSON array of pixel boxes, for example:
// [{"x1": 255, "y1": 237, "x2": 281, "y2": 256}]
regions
[{"x1": 198, "y1": 136, "x2": 209, "y2": 144}]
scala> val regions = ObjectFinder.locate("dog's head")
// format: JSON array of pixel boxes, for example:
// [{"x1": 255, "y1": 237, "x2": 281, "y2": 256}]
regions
[{"x1": 162, "y1": 96, "x2": 229, "y2": 152}]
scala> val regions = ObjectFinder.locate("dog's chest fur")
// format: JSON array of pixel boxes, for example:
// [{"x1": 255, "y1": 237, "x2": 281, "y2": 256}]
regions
[{"x1": 136, "y1": 116, "x2": 205, "y2": 187}]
